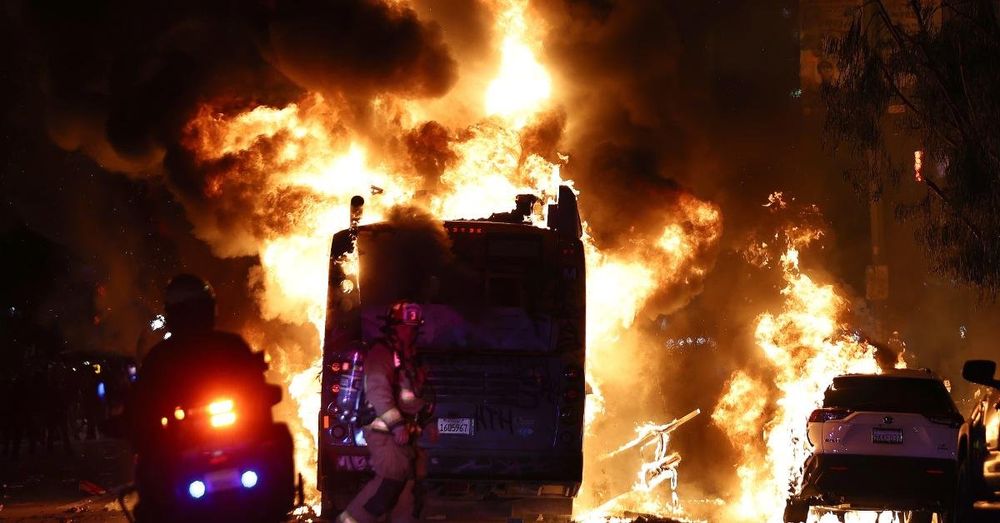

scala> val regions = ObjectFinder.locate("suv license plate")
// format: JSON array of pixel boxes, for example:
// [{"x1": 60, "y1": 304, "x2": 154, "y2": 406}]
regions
[
  {"x1": 872, "y1": 428, "x2": 903, "y2": 444},
  {"x1": 437, "y1": 418, "x2": 473, "y2": 435}
]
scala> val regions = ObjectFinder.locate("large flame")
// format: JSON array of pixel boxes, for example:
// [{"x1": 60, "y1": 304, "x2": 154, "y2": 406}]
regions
[
  {"x1": 180, "y1": 1, "x2": 723, "y2": 516},
  {"x1": 711, "y1": 194, "x2": 893, "y2": 523},
  {"x1": 577, "y1": 194, "x2": 721, "y2": 520},
  {"x1": 484, "y1": 0, "x2": 552, "y2": 127}
]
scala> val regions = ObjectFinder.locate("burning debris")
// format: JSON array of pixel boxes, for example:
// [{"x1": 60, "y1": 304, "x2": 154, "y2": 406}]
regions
[{"x1": 586, "y1": 409, "x2": 701, "y2": 520}]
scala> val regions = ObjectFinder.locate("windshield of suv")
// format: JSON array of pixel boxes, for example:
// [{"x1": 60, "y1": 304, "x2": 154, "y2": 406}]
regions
[{"x1": 823, "y1": 376, "x2": 959, "y2": 416}]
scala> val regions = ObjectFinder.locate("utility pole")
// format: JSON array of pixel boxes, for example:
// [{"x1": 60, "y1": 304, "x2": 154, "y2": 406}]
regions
[
  {"x1": 865, "y1": 182, "x2": 889, "y2": 342},
  {"x1": 861, "y1": 1, "x2": 894, "y2": 343}
]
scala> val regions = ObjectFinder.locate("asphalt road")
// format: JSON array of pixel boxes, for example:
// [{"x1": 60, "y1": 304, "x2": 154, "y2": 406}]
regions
[
  {"x1": 1, "y1": 437, "x2": 133, "y2": 521},
  {"x1": 2, "y1": 440, "x2": 998, "y2": 522}
]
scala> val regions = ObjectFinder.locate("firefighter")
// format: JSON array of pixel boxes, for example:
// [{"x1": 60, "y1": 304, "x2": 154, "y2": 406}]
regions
[
  {"x1": 339, "y1": 301, "x2": 434, "y2": 523},
  {"x1": 129, "y1": 274, "x2": 268, "y2": 521}
]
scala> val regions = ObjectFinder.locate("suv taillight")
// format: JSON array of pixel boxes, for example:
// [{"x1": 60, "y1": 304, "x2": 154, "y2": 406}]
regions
[
  {"x1": 926, "y1": 414, "x2": 963, "y2": 428},
  {"x1": 808, "y1": 408, "x2": 852, "y2": 422}
]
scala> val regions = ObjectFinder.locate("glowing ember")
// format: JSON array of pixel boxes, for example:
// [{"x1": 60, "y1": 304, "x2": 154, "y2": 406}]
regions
[{"x1": 601, "y1": 409, "x2": 701, "y2": 511}]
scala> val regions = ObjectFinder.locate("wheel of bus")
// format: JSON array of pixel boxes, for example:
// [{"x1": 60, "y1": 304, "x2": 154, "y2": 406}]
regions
[
  {"x1": 320, "y1": 490, "x2": 353, "y2": 519},
  {"x1": 319, "y1": 498, "x2": 340, "y2": 521},
  {"x1": 782, "y1": 498, "x2": 809, "y2": 523},
  {"x1": 263, "y1": 422, "x2": 296, "y2": 521}
]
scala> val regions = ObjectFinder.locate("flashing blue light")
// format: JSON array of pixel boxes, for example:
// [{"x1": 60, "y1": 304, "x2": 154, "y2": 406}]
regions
[
  {"x1": 188, "y1": 480, "x2": 206, "y2": 499},
  {"x1": 96, "y1": 382, "x2": 106, "y2": 399},
  {"x1": 240, "y1": 470, "x2": 258, "y2": 489}
]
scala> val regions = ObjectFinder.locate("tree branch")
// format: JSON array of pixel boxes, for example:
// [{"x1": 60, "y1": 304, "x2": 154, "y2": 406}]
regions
[
  {"x1": 901, "y1": 0, "x2": 974, "y2": 137},
  {"x1": 922, "y1": 176, "x2": 983, "y2": 241},
  {"x1": 889, "y1": 1, "x2": 1000, "y2": 177}
]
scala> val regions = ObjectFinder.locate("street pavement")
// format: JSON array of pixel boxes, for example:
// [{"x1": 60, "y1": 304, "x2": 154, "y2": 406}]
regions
[
  {"x1": 1, "y1": 438, "x2": 133, "y2": 521},
  {"x1": 2, "y1": 439, "x2": 998, "y2": 522}
]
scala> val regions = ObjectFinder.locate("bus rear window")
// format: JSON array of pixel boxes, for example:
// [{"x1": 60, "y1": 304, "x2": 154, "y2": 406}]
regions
[
  {"x1": 487, "y1": 275, "x2": 524, "y2": 307},
  {"x1": 355, "y1": 227, "x2": 557, "y2": 352},
  {"x1": 488, "y1": 238, "x2": 541, "y2": 258}
]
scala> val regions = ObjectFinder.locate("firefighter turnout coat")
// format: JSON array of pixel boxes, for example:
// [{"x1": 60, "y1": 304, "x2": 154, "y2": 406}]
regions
[{"x1": 340, "y1": 340, "x2": 429, "y2": 523}]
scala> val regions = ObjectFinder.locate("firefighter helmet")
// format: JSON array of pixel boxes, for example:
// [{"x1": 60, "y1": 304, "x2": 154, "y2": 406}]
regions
[
  {"x1": 387, "y1": 301, "x2": 422, "y2": 326},
  {"x1": 165, "y1": 274, "x2": 215, "y2": 307},
  {"x1": 164, "y1": 274, "x2": 216, "y2": 334}
]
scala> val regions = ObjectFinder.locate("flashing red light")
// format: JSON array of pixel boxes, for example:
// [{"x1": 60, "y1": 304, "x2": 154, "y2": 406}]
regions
[{"x1": 207, "y1": 399, "x2": 236, "y2": 428}]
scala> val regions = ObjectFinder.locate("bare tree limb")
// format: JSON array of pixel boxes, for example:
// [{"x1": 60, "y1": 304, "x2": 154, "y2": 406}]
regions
[{"x1": 922, "y1": 176, "x2": 983, "y2": 241}]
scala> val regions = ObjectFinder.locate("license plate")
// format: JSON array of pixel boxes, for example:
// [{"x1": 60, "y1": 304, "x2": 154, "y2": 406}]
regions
[
  {"x1": 205, "y1": 467, "x2": 240, "y2": 490},
  {"x1": 437, "y1": 418, "x2": 473, "y2": 435},
  {"x1": 872, "y1": 428, "x2": 903, "y2": 444}
]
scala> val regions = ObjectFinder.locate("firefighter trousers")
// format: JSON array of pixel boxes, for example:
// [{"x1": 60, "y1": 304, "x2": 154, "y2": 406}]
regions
[{"x1": 340, "y1": 428, "x2": 420, "y2": 523}]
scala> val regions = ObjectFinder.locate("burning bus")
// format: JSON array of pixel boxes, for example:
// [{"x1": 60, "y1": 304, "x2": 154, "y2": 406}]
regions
[{"x1": 318, "y1": 186, "x2": 586, "y2": 521}]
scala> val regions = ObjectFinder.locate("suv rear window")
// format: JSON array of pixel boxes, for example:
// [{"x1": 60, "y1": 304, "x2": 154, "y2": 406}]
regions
[{"x1": 823, "y1": 376, "x2": 958, "y2": 416}]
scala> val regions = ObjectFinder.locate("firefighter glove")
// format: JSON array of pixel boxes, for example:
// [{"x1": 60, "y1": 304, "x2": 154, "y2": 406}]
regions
[{"x1": 391, "y1": 424, "x2": 410, "y2": 445}]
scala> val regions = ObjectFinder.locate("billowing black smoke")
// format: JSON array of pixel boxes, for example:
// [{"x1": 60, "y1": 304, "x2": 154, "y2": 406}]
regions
[
  {"x1": 0, "y1": 0, "x2": 458, "y2": 354},
  {"x1": 6, "y1": 0, "x2": 456, "y2": 176}
]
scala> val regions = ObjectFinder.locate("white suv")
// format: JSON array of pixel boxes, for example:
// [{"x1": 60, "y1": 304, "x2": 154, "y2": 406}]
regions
[{"x1": 785, "y1": 370, "x2": 965, "y2": 523}]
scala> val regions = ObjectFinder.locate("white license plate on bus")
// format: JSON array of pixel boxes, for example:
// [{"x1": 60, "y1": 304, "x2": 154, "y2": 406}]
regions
[
  {"x1": 872, "y1": 428, "x2": 903, "y2": 444},
  {"x1": 437, "y1": 418, "x2": 473, "y2": 435}
]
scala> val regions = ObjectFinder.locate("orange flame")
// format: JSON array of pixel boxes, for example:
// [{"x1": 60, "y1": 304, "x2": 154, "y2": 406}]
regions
[
  {"x1": 577, "y1": 194, "x2": 721, "y2": 520},
  {"x1": 485, "y1": 0, "x2": 552, "y2": 127},
  {"x1": 712, "y1": 198, "x2": 890, "y2": 522},
  {"x1": 180, "y1": 5, "x2": 724, "y2": 515}
]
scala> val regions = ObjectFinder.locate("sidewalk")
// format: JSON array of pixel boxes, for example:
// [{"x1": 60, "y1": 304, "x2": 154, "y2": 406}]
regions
[{"x1": 1, "y1": 438, "x2": 133, "y2": 521}]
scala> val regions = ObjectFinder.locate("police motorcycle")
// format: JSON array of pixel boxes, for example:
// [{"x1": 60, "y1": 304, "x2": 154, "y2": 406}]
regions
[{"x1": 131, "y1": 368, "x2": 296, "y2": 522}]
